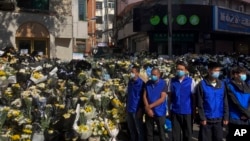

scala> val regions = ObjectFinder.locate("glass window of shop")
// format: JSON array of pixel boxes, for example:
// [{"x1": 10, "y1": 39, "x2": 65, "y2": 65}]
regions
[
  {"x1": 17, "y1": 39, "x2": 48, "y2": 56},
  {"x1": 17, "y1": 0, "x2": 49, "y2": 10},
  {"x1": 79, "y1": 0, "x2": 87, "y2": 21},
  {"x1": 73, "y1": 40, "x2": 86, "y2": 59}
]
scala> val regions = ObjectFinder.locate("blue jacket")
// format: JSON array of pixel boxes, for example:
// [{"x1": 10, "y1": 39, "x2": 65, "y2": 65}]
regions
[
  {"x1": 145, "y1": 79, "x2": 167, "y2": 117},
  {"x1": 170, "y1": 77, "x2": 193, "y2": 114},
  {"x1": 127, "y1": 77, "x2": 144, "y2": 113},
  {"x1": 197, "y1": 78, "x2": 229, "y2": 121},
  {"x1": 227, "y1": 80, "x2": 250, "y2": 120}
]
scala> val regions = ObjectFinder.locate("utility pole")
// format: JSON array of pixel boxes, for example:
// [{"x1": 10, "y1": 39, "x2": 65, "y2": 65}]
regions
[{"x1": 168, "y1": 0, "x2": 172, "y2": 56}]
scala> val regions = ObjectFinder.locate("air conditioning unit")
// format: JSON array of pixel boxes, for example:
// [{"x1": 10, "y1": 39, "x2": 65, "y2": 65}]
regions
[{"x1": 0, "y1": 0, "x2": 15, "y2": 11}]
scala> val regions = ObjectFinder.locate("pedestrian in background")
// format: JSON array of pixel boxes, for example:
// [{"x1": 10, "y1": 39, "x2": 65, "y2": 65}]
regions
[
  {"x1": 168, "y1": 61, "x2": 196, "y2": 141},
  {"x1": 226, "y1": 66, "x2": 250, "y2": 141},
  {"x1": 126, "y1": 65, "x2": 145, "y2": 141},
  {"x1": 143, "y1": 68, "x2": 167, "y2": 141},
  {"x1": 196, "y1": 62, "x2": 229, "y2": 141}
]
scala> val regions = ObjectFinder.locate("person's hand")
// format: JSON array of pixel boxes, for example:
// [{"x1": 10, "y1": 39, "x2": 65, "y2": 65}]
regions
[
  {"x1": 223, "y1": 120, "x2": 228, "y2": 125},
  {"x1": 147, "y1": 109, "x2": 154, "y2": 117},
  {"x1": 201, "y1": 120, "x2": 207, "y2": 126},
  {"x1": 145, "y1": 106, "x2": 154, "y2": 117}
]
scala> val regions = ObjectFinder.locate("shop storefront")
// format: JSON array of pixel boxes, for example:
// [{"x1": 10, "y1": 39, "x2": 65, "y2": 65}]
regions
[
  {"x1": 133, "y1": 4, "x2": 213, "y2": 55},
  {"x1": 16, "y1": 22, "x2": 49, "y2": 56},
  {"x1": 212, "y1": 6, "x2": 250, "y2": 54},
  {"x1": 133, "y1": 4, "x2": 250, "y2": 55}
]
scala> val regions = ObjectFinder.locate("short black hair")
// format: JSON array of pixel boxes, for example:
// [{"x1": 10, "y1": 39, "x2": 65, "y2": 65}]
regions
[
  {"x1": 231, "y1": 66, "x2": 247, "y2": 75},
  {"x1": 131, "y1": 65, "x2": 140, "y2": 73},
  {"x1": 151, "y1": 67, "x2": 161, "y2": 74},
  {"x1": 176, "y1": 60, "x2": 188, "y2": 69},
  {"x1": 207, "y1": 62, "x2": 221, "y2": 70}
]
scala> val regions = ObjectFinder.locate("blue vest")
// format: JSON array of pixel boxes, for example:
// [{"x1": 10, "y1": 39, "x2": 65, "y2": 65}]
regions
[
  {"x1": 171, "y1": 77, "x2": 193, "y2": 114},
  {"x1": 201, "y1": 80, "x2": 225, "y2": 119},
  {"x1": 227, "y1": 83, "x2": 250, "y2": 120},
  {"x1": 146, "y1": 79, "x2": 167, "y2": 117},
  {"x1": 127, "y1": 78, "x2": 144, "y2": 113}
]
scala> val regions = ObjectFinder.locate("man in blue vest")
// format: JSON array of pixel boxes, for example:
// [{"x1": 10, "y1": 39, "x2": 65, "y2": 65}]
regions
[
  {"x1": 143, "y1": 68, "x2": 167, "y2": 141},
  {"x1": 226, "y1": 66, "x2": 250, "y2": 141},
  {"x1": 126, "y1": 65, "x2": 145, "y2": 141},
  {"x1": 196, "y1": 62, "x2": 229, "y2": 141},
  {"x1": 168, "y1": 61, "x2": 196, "y2": 141}
]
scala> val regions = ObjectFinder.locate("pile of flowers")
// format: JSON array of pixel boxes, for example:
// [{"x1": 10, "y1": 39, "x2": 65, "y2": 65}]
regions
[{"x1": 0, "y1": 47, "x2": 248, "y2": 141}]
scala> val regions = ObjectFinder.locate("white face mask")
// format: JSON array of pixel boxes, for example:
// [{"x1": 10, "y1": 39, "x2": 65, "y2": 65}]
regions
[{"x1": 130, "y1": 73, "x2": 136, "y2": 78}]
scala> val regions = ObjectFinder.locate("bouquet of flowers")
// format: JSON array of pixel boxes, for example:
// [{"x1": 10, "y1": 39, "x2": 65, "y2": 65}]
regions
[{"x1": 104, "y1": 118, "x2": 119, "y2": 141}]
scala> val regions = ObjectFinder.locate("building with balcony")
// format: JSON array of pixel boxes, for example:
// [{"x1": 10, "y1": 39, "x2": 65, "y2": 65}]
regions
[
  {"x1": 116, "y1": 0, "x2": 250, "y2": 55},
  {"x1": 95, "y1": 0, "x2": 115, "y2": 47},
  {"x1": 0, "y1": 0, "x2": 91, "y2": 60}
]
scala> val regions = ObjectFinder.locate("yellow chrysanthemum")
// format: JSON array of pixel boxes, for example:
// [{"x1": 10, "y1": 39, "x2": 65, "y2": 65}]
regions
[
  {"x1": 0, "y1": 70, "x2": 6, "y2": 76},
  {"x1": 78, "y1": 125, "x2": 90, "y2": 132},
  {"x1": 23, "y1": 129, "x2": 32, "y2": 134},
  {"x1": 84, "y1": 106, "x2": 93, "y2": 113},
  {"x1": 11, "y1": 134, "x2": 21, "y2": 140},
  {"x1": 63, "y1": 113, "x2": 71, "y2": 119},
  {"x1": 32, "y1": 71, "x2": 43, "y2": 79}
]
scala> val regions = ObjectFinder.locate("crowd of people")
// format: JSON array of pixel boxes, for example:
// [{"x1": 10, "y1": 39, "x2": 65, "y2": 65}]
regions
[{"x1": 126, "y1": 59, "x2": 250, "y2": 141}]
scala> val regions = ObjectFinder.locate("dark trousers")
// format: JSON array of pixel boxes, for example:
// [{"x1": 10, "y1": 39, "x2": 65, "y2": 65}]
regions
[
  {"x1": 127, "y1": 112, "x2": 144, "y2": 141},
  {"x1": 145, "y1": 115, "x2": 166, "y2": 141},
  {"x1": 171, "y1": 113, "x2": 192, "y2": 141},
  {"x1": 198, "y1": 122, "x2": 223, "y2": 141}
]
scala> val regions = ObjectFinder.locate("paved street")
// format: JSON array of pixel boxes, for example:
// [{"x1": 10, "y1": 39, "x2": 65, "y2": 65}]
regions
[{"x1": 117, "y1": 123, "x2": 228, "y2": 141}]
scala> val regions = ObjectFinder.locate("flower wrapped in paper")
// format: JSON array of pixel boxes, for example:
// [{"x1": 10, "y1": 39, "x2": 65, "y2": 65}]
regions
[
  {"x1": 77, "y1": 124, "x2": 92, "y2": 139},
  {"x1": 81, "y1": 105, "x2": 97, "y2": 120},
  {"x1": 104, "y1": 118, "x2": 119, "y2": 141},
  {"x1": 30, "y1": 67, "x2": 47, "y2": 84}
]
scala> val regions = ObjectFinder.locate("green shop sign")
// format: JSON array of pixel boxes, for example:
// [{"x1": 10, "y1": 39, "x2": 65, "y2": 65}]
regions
[
  {"x1": 150, "y1": 14, "x2": 200, "y2": 26},
  {"x1": 150, "y1": 15, "x2": 161, "y2": 25}
]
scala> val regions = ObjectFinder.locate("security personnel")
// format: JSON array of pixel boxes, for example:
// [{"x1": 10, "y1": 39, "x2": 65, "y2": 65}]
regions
[
  {"x1": 168, "y1": 61, "x2": 196, "y2": 141},
  {"x1": 126, "y1": 65, "x2": 145, "y2": 141},
  {"x1": 196, "y1": 62, "x2": 229, "y2": 141},
  {"x1": 143, "y1": 68, "x2": 167, "y2": 141},
  {"x1": 226, "y1": 66, "x2": 250, "y2": 141}
]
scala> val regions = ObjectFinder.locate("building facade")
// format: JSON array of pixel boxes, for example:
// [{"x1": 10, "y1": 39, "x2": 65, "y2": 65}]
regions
[
  {"x1": 95, "y1": 0, "x2": 115, "y2": 47},
  {"x1": 0, "y1": 0, "x2": 90, "y2": 60},
  {"x1": 116, "y1": 0, "x2": 250, "y2": 55}
]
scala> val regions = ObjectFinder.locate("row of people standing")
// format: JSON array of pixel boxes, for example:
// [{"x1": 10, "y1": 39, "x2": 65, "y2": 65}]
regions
[{"x1": 126, "y1": 61, "x2": 250, "y2": 141}]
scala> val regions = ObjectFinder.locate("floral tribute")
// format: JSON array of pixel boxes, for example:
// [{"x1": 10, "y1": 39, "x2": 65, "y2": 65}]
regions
[{"x1": 0, "y1": 47, "x2": 247, "y2": 141}]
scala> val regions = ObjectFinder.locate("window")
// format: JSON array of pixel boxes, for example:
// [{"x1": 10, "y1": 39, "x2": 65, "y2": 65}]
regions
[
  {"x1": 96, "y1": 2, "x2": 102, "y2": 9},
  {"x1": 96, "y1": 16, "x2": 103, "y2": 24},
  {"x1": 96, "y1": 30, "x2": 103, "y2": 38},
  {"x1": 79, "y1": 0, "x2": 87, "y2": 21},
  {"x1": 108, "y1": 14, "x2": 114, "y2": 22},
  {"x1": 16, "y1": 0, "x2": 49, "y2": 10},
  {"x1": 18, "y1": 39, "x2": 48, "y2": 56},
  {"x1": 108, "y1": 2, "x2": 114, "y2": 9}
]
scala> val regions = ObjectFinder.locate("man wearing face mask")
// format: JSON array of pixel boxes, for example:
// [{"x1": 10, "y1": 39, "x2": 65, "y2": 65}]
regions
[
  {"x1": 167, "y1": 61, "x2": 196, "y2": 141},
  {"x1": 126, "y1": 66, "x2": 145, "y2": 141},
  {"x1": 196, "y1": 62, "x2": 229, "y2": 141},
  {"x1": 226, "y1": 66, "x2": 250, "y2": 141},
  {"x1": 143, "y1": 68, "x2": 167, "y2": 141}
]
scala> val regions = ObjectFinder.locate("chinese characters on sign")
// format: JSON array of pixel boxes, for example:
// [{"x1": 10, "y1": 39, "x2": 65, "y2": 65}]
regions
[{"x1": 214, "y1": 6, "x2": 250, "y2": 34}]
